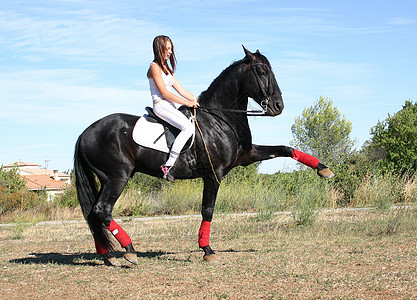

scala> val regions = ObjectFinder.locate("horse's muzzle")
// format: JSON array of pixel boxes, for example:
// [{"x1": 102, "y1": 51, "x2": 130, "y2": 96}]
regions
[{"x1": 266, "y1": 100, "x2": 284, "y2": 116}]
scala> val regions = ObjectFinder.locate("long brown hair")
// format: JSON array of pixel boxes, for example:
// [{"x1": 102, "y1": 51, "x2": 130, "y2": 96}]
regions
[{"x1": 152, "y1": 35, "x2": 176, "y2": 75}]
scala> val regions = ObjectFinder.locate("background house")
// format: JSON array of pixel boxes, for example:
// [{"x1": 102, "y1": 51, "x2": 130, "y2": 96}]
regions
[{"x1": 3, "y1": 160, "x2": 70, "y2": 201}]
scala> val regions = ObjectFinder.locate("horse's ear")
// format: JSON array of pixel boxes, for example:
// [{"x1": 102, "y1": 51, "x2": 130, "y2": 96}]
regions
[
  {"x1": 242, "y1": 45, "x2": 255, "y2": 61},
  {"x1": 255, "y1": 49, "x2": 260, "y2": 54}
]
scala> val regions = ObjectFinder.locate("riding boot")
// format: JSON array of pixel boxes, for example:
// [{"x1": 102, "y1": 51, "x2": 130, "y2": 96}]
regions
[{"x1": 161, "y1": 165, "x2": 175, "y2": 182}]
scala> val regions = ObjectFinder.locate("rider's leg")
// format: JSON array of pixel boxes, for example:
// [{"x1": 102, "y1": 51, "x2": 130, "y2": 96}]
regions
[{"x1": 153, "y1": 101, "x2": 193, "y2": 168}]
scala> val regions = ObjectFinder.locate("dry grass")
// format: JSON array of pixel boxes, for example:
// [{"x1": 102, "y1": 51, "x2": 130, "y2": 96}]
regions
[
  {"x1": 402, "y1": 173, "x2": 417, "y2": 202},
  {"x1": 0, "y1": 206, "x2": 83, "y2": 224},
  {"x1": 1, "y1": 207, "x2": 417, "y2": 299}
]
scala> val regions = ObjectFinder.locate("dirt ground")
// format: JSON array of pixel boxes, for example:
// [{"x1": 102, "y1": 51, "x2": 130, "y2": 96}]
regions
[{"x1": 1, "y1": 209, "x2": 416, "y2": 299}]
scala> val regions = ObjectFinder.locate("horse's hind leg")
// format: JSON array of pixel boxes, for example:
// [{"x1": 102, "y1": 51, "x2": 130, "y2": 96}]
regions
[{"x1": 93, "y1": 178, "x2": 138, "y2": 266}]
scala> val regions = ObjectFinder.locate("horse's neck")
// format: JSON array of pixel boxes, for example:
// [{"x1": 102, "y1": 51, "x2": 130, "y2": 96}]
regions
[
  {"x1": 198, "y1": 64, "x2": 253, "y2": 148},
  {"x1": 200, "y1": 87, "x2": 237, "y2": 108},
  {"x1": 200, "y1": 77, "x2": 248, "y2": 111},
  {"x1": 199, "y1": 92, "x2": 252, "y2": 149}
]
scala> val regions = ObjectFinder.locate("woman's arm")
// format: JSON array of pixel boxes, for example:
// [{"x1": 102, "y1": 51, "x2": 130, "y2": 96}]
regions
[
  {"x1": 172, "y1": 76, "x2": 198, "y2": 102},
  {"x1": 148, "y1": 63, "x2": 198, "y2": 107}
]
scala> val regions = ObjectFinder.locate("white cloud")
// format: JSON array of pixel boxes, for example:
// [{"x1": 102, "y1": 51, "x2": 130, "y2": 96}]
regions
[
  {"x1": 389, "y1": 17, "x2": 417, "y2": 25},
  {"x1": 0, "y1": 69, "x2": 149, "y2": 126},
  {"x1": 0, "y1": 10, "x2": 168, "y2": 65}
]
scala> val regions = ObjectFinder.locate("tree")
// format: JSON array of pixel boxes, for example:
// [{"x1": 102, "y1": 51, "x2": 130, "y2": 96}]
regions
[
  {"x1": 0, "y1": 166, "x2": 27, "y2": 193},
  {"x1": 368, "y1": 100, "x2": 417, "y2": 174},
  {"x1": 0, "y1": 166, "x2": 44, "y2": 214},
  {"x1": 291, "y1": 96, "x2": 355, "y2": 165}
]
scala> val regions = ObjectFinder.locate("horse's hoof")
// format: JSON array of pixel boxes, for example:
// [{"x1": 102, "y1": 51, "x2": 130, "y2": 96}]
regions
[
  {"x1": 203, "y1": 254, "x2": 219, "y2": 262},
  {"x1": 104, "y1": 257, "x2": 120, "y2": 267},
  {"x1": 317, "y1": 168, "x2": 335, "y2": 178},
  {"x1": 124, "y1": 252, "x2": 138, "y2": 265}
]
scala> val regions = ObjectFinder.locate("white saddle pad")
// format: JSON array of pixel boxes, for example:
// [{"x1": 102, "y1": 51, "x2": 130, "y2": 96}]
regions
[{"x1": 132, "y1": 116, "x2": 170, "y2": 153}]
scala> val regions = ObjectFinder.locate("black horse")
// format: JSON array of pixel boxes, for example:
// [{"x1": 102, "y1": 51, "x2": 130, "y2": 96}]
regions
[{"x1": 74, "y1": 47, "x2": 334, "y2": 266}]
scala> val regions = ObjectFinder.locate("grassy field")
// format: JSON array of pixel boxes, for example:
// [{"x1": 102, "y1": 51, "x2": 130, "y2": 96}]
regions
[{"x1": 1, "y1": 207, "x2": 417, "y2": 299}]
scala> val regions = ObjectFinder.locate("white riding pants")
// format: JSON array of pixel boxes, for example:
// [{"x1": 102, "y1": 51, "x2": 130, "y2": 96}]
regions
[{"x1": 153, "y1": 99, "x2": 193, "y2": 166}]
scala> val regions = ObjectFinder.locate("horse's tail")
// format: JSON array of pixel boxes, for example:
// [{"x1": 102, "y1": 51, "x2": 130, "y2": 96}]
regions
[{"x1": 74, "y1": 135, "x2": 114, "y2": 252}]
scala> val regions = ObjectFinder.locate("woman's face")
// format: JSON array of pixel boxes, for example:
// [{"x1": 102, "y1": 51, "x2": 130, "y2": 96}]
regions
[{"x1": 163, "y1": 41, "x2": 172, "y2": 61}]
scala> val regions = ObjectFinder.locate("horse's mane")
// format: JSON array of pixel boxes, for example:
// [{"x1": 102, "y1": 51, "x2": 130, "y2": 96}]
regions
[
  {"x1": 198, "y1": 52, "x2": 270, "y2": 106},
  {"x1": 198, "y1": 58, "x2": 246, "y2": 106}
]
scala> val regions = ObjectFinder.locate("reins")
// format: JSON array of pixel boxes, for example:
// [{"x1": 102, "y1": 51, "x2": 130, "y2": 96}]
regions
[
  {"x1": 197, "y1": 106, "x2": 265, "y2": 116},
  {"x1": 194, "y1": 108, "x2": 221, "y2": 185}
]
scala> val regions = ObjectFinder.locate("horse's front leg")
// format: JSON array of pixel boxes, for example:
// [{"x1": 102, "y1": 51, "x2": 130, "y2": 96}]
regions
[
  {"x1": 248, "y1": 145, "x2": 334, "y2": 178},
  {"x1": 199, "y1": 176, "x2": 221, "y2": 261}
]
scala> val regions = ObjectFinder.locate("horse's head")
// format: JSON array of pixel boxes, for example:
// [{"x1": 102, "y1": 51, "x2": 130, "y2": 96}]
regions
[{"x1": 241, "y1": 46, "x2": 284, "y2": 116}]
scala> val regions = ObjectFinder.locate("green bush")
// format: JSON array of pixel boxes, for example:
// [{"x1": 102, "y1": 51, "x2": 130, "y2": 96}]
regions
[
  {"x1": 0, "y1": 186, "x2": 47, "y2": 214},
  {"x1": 4, "y1": 150, "x2": 416, "y2": 220},
  {"x1": 54, "y1": 183, "x2": 78, "y2": 208},
  {"x1": 125, "y1": 172, "x2": 166, "y2": 194},
  {"x1": 368, "y1": 100, "x2": 417, "y2": 175},
  {"x1": 0, "y1": 166, "x2": 27, "y2": 193},
  {"x1": 291, "y1": 186, "x2": 322, "y2": 226},
  {"x1": 0, "y1": 167, "x2": 47, "y2": 215}
]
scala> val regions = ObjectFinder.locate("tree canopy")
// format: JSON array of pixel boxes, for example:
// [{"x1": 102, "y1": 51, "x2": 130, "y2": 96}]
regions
[
  {"x1": 291, "y1": 96, "x2": 355, "y2": 165},
  {"x1": 0, "y1": 166, "x2": 27, "y2": 193},
  {"x1": 368, "y1": 100, "x2": 417, "y2": 174},
  {"x1": 0, "y1": 166, "x2": 45, "y2": 214}
]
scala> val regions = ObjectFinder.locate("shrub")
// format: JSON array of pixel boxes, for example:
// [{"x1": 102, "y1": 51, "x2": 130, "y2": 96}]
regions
[
  {"x1": 290, "y1": 177, "x2": 335, "y2": 226},
  {"x1": 54, "y1": 183, "x2": 78, "y2": 208},
  {"x1": 351, "y1": 173, "x2": 400, "y2": 209},
  {"x1": 0, "y1": 186, "x2": 47, "y2": 215},
  {"x1": 368, "y1": 100, "x2": 417, "y2": 175},
  {"x1": 0, "y1": 167, "x2": 47, "y2": 215},
  {"x1": 0, "y1": 166, "x2": 27, "y2": 193},
  {"x1": 401, "y1": 172, "x2": 417, "y2": 203},
  {"x1": 125, "y1": 172, "x2": 166, "y2": 194}
]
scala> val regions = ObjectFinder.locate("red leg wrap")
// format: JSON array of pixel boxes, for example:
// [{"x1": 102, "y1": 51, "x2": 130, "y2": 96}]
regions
[
  {"x1": 292, "y1": 149, "x2": 320, "y2": 169},
  {"x1": 94, "y1": 236, "x2": 108, "y2": 255},
  {"x1": 198, "y1": 220, "x2": 211, "y2": 248},
  {"x1": 107, "y1": 220, "x2": 132, "y2": 248}
]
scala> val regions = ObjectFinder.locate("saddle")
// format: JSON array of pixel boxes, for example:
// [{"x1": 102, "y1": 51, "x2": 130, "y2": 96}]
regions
[
  {"x1": 132, "y1": 106, "x2": 197, "y2": 171},
  {"x1": 144, "y1": 106, "x2": 193, "y2": 151}
]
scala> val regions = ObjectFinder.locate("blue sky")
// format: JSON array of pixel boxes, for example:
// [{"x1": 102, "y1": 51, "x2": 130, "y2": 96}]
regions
[{"x1": 1, "y1": 0, "x2": 416, "y2": 174}]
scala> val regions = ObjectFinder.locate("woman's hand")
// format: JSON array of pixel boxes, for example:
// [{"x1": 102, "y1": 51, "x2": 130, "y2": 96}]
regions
[{"x1": 186, "y1": 97, "x2": 200, "y2": 108}]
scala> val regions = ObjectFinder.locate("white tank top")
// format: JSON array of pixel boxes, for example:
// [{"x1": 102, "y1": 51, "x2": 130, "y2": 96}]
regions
[{"x1": 148, "y1": 62, "x2": 175, "y2": 103}]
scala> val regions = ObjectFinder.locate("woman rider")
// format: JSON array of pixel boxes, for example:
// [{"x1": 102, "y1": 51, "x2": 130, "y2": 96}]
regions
[{"x1": 147, "y1": 35, "x2": 199, "y2": 182}]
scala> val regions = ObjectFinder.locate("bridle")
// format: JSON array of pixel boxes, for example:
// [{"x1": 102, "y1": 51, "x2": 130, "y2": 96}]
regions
[
  {"x1": 198, "y1": 61, "x2": 275, "y2": 116},
  {"x1": 250, "y1": 62, "x2": 272, "y2": 114}
]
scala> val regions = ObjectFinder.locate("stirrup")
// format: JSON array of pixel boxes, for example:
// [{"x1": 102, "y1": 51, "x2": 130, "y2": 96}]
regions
[{"x1": 160, "y1": 165, "x2": 175, "y2": 182}]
